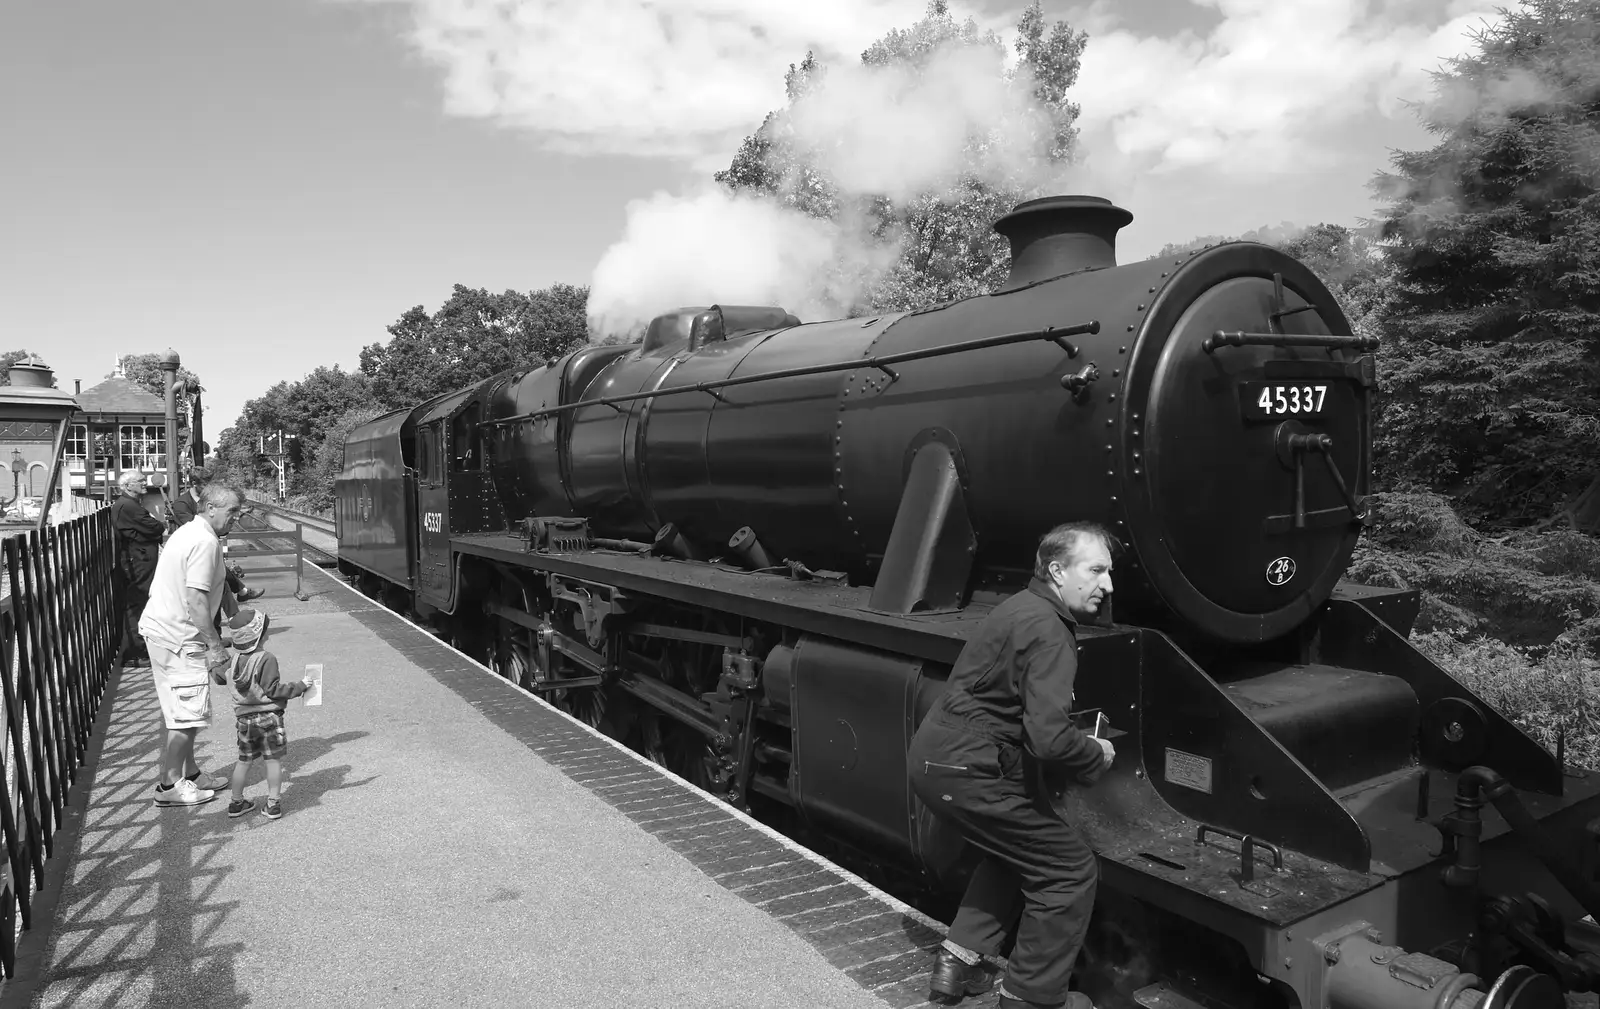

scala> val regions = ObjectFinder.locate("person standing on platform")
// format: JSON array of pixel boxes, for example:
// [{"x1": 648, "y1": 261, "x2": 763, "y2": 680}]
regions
[
  {"x1": 217, "y1": 607, "x2": 313, "y2": 821},
  {"x1": 110, "y1": 471, "x2": 165, "y2": 668},
  {"x1": 907, "y1": 522, "x2": 1119, "y2": 1009},
  {"x1": 139, "y1": 483, "x2": 246, "y2": 807},
  {"x1": 172, "y1": 467, "x2": 262, "y2": 603}
]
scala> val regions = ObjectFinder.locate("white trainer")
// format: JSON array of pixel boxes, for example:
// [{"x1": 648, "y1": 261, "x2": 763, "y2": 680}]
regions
[{"x1": 153, "y1": 778, "x2": 216, "y2": 807}]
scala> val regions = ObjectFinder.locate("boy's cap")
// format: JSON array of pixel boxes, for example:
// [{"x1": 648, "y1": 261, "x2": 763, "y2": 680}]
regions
[{"x1": 225, "y1": 607, "x2": 268, "y2": 653}]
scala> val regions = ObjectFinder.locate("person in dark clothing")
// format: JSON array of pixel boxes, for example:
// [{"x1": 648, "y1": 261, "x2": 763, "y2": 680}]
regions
[
  {"x1": 173, "y1": 467, "x2": 261, "y2": 602},
  {"x1": 111, "y1": 471, "x2": 166, "y2": 666},
  {"x1": 908, "y1": 521, "x2": 1118, "y2": 1009}
]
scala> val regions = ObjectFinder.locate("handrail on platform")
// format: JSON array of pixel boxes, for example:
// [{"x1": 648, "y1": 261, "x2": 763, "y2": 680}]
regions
[{"x1": 229, "y1": 522, "x2": 310, "y2": 602}]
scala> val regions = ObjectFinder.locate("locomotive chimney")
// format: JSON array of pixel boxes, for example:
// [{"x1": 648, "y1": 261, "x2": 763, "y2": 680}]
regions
[{"x1": 993, "y1": 195, "x2": 1134, "y2": 292}]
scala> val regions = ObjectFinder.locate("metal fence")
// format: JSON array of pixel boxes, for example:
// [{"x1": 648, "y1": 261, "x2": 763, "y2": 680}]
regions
[
  {"x1": 229, "y1": 521, "x2": 310, "y2": 602},
  {"x1": 0, "y1": 510, "x2": 116, "y2": 976}
]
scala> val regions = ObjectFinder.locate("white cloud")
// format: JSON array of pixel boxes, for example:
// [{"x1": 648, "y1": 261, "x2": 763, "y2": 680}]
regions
[
  {"x1": 1065, "y1": 0, "x2": 1500, "y2": 181},
  {"x1": 359, "y1": 0, "x2": 933, "y2": 167},
  {"x1": 364, "y1": 0, "x2": 1498, "y2": 176},
  {"x1": 360, "y1": 0, "x2": 1508, "y2": 287}
]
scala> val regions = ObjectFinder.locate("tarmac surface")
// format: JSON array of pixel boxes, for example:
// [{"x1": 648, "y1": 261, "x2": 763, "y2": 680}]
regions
[{"x1": 3, "y1": 547, "x2": 970, "y2": 1008}]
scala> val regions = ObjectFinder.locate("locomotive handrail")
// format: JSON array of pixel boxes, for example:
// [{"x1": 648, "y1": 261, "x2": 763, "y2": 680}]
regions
[
  {"x1": 481, "y1": 320, "x2": 1102, "y2": 427},
  {"x1": 1203, "y1": 331, "x2": 1380, "y2": 353}
]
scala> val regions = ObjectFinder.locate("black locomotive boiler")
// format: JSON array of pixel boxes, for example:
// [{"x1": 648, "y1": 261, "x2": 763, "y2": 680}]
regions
[{"x1": 335, "y1": 196, "x2": 1600, "y2": 1009}]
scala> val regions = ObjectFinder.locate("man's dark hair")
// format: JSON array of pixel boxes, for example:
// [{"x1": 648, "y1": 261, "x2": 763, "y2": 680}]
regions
[{"x1": 1034, "y1": 521, "x2": 1122, "y2": 580}]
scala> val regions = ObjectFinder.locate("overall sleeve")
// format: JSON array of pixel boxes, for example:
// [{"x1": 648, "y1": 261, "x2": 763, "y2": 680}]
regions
[
  {"x1": 253, "y1": 654, "x2": 307, "y2": 701},
  {"x1": 1016, "y1": 614, "x2": 1102, "y2": 774},
  {"x1": 113, "y1": 499, "x2": 165, "y2": 543},
  {"x1": 171, "y1": 494, "x2": 197, "y2": 527}
]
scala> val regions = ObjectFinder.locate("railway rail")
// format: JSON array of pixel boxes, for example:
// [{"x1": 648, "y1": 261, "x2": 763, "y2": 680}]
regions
[
  {"x1": 247, "y1": 499, "x2": 334, "y2": 537},
  {"x1": 233, "y1": 504, "x2": 337, "y2": 568}
]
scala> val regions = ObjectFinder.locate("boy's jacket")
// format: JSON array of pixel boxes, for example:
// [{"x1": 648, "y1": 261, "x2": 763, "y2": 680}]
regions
[{"x1": 227, "y1": 650, "x2": 306, "y2": 716}]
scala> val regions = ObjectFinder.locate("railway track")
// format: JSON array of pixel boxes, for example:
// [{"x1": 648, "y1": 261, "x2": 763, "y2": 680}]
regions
[
  {"x1": 248, "y1": 499, "x2": 334, "y2": 537},
  {"x1": 234, "y1": 503, "x2": 338, "y2": 567}
]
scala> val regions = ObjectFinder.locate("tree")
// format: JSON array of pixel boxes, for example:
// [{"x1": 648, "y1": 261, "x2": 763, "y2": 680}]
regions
[
  {"x1": 112, "y1": 353, "x2": 202, "y2": 399},
  {"x1": 359, "y1": 282, "x2": 591, "y2": 410},
  {"x1": 297, "y1": 404, "x2": 389, "y2": 511},
  {"x1": 1275, "y1": 224, "x2": 1397, "y2": 341},
  {"x1": 1149, "y1": 223, "x2": 1397, "y2": 342},
  {"x1": 224, "y1": 365, "x2": 377, "y2": 496},
  {"x1": 1368, "y1": 0, "x2": 1600, "y2": 525},
  {"x1": 715, "y1": 0, "x2": 1088, "y2": 312}
]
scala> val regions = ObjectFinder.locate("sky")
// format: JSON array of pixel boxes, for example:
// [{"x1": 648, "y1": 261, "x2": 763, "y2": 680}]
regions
[{"x1": 3, "y1": 0, "x2": 1503, "y2": 438}]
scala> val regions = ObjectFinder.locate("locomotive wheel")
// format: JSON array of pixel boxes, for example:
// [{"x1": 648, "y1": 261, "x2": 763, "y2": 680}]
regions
[
  {"x1": 549, "y1": 666, "x2": 609, "y2": 731},
  {"x1": 639, "y1": 712, "x2": 716, "y2": 791},
  {"x1": 489, "y1": 623, "x2": 533, "y2": 690}
]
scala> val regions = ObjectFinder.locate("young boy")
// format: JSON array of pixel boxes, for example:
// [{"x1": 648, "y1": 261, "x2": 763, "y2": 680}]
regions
[{"x1": 216, "y1": 607, "x2": 313, "y2": 820}]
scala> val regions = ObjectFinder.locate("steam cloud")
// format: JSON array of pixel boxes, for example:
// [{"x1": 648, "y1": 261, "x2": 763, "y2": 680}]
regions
[
  {"x1": 585, "y1": 189, "x2": 901, "y2": 340},
  {"x1": 587, "y1": 36, "x2": 1075, "y2": 338}
]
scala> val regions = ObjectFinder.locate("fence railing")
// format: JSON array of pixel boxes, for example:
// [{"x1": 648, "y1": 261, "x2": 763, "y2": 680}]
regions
[
  {"x1": 0, "y1": 510, "x2": 117, "y2": 977},
  {"x1": 229, "y1": 521, "x2": 310, "y2": 603}
]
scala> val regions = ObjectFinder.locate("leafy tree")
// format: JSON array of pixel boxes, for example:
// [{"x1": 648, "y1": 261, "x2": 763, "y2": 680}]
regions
[
  {"x1": 1369, "y1": 0, "x2": 1600, "y2": 526},
  {"x1": 211, "y1": 424, "x2": 272, "y2": 490},
  {"x1": 1276, "y1": 225, "x2": 1397, "y2": 340},
  {"x1": 715, "y1": 0, "x2": 1087, "y2": 312},
  {"x1": 112, "y1": 353, "x2": 203, "y2": 399},
  {"x1": 297, "y1": 404, "x2": 389, "y2": 511},
  {"x1": 1150, "y1": 224, "x2": 1397, "y2": 342},
  {"x1": 222, "y1": 365, "x2": 376, "y2": 496},
  {"x1": 1151, "y1": 223, "x2": 1307, "y2": 260},
  {"x1": 0, "y1": 350, "x2": 52, "y2": 386},
  {"x1": 359, "y1": 282, "x2": 591, "y2": 410}
]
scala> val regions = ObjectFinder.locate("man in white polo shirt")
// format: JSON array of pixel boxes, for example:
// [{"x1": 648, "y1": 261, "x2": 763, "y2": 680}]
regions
[{"x1": 139, "y1": 482, "x2": 244, "y2": 807}]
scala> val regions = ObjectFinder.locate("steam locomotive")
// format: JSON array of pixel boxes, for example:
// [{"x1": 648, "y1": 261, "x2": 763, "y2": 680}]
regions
[{"x1": 334, "y1": 195, "x2": 1600, "y2": 1009}]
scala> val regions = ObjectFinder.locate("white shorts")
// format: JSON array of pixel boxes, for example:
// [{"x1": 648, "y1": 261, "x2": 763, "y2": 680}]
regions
[{"x1": 148, "y1": 641, "x2": 213, "y2": 730}]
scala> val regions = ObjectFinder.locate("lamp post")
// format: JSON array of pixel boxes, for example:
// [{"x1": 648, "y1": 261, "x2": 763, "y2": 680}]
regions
[
  {"x1": 5, "y1": 449, "x2": 22, "y2": 510},
  {"x1": 159, "y1": 350, "x2": 180, "y2": 499}
]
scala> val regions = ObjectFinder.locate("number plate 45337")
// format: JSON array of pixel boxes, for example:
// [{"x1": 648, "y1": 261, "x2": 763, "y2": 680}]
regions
[{"x1": 1239, "y1": 381, "x2": 1330, "y2": 421}]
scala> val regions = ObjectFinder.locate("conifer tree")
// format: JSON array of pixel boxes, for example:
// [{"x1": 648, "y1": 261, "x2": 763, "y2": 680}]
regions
[{"x1": 1370, "y1": 0, "x2": 1600, "y2": 525}]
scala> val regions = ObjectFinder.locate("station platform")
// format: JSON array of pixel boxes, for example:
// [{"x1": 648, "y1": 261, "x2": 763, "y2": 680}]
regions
[{"x1": 2, "y1": 550, "x2": 983, "y2": 1008}]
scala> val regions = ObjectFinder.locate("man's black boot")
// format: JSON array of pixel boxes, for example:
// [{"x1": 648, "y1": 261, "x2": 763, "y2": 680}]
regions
[{"x1": 929, "y1": 947, "x2": 997, "y2": 1003}]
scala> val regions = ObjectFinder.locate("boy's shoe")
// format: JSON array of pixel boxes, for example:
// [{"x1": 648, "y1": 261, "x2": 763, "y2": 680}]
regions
[
  {"x1": 226, "y1": 798, "x2": 255, "y2": 818},
  {"x1": 260, "y1": 798, "x2": 283, "y2": 820},
  {"x1": 154, "y1": 779, "x2": 215, "y2": 807},
  {"x1": 235, "y1": 587, "x2": 264, "y2": 602},
  {"x1": 186, "y1": 769, "x2": 230, "y2": 792}
]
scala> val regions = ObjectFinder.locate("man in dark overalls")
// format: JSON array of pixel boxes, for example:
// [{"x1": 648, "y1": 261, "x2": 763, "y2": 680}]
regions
[
  {"x1": 110, "y1": 471, "x2": 165, "y2": 667},
  {"x1": 908, "y1": 521, "x2": 1118, "y2": 1009}
]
